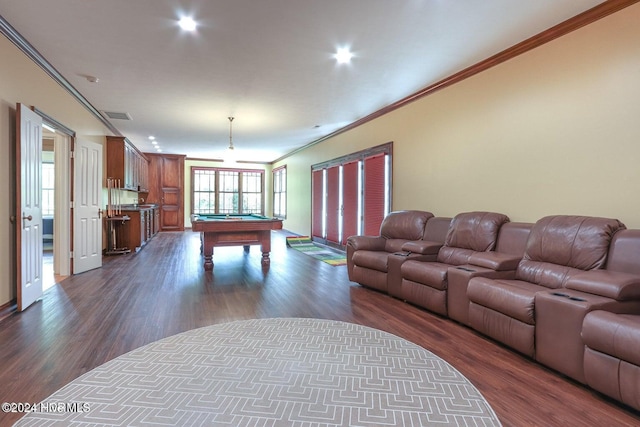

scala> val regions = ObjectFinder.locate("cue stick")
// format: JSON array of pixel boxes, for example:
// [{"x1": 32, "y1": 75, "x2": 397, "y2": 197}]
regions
[{"x1": 107, "y1": 178, "x2": 111, "y2": 217}]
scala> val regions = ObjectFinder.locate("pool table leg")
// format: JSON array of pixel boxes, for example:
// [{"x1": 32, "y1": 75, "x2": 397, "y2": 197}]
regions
[
  {"x1": 260, "y1": 230, "x2": 271, "y2": 267},
  {"x1": 204, "y1": 255, "x2": 214, "y2": 271},
  {"x1": 261, "y1": 252, "x2": 270, "y2": 266},
  {"x1": 202, "y1": 233, "x2": 214, "y2": 271}
]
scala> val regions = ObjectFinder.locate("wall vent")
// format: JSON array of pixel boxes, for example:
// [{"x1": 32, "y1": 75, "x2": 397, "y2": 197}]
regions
[{"x1": 101, "y1": 110, "x2": 132, "y2": 120}]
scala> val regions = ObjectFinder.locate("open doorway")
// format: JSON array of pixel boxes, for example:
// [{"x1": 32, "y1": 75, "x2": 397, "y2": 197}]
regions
[
  {"x1": 41, "y1": 125, "x2": 71, "y2": 291},
  {"x1": 42, "y1": 136, "x2": 56, "y2": 290}
]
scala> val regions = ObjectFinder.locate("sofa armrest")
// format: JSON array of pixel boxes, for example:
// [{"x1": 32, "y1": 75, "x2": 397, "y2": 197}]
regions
[
  {"x1": 401, "y1": 240, "x2": 442, "y2": 255},
  {"x1": 346, "y1": 235, "x2": 386, "y2": 251},
  {"x1": 565, "y1": 270, "x2": 640, "y2": 301},
  {"x1": 467, "y1": 252, "x2": 521, "y2": 271}
]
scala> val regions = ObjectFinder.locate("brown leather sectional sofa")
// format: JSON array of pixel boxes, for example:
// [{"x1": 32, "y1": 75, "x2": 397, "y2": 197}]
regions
[{"x1": 346, "y1": 210, "x2": 640, "y2": 412}]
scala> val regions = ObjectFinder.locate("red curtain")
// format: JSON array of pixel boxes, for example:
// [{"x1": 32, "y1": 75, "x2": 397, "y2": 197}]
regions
[
  {"x1": 363, "y1": 154, "x2": 385, "y2": 236},
  {"x1": 311, "y1": 169, "x2": 324, "y2": 238},
  {"x1": 341, "y1": 161, "x2": 359, "y2": 244},
  {"x1": 325, "y1": 166, "x2": 340, "y2": 244}
]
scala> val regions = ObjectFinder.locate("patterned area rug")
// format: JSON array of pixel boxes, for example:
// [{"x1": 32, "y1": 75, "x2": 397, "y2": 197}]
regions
[
  {"x1": 16, "y1": 318, "x2": 501, "y2": 427},
  {"x1": 286, "y1": 236, "x2": 347, "y2": 266}
]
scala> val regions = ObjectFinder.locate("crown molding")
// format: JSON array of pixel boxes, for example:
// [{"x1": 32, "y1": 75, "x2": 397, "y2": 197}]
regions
[{"x1": 273, "y1": 0, "x2": 640, "y2": 164}]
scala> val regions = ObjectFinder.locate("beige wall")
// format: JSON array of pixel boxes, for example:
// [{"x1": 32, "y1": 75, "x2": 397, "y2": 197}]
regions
[
  {"x1": 0, "y1": 35, "x2": 112, "y2": 306},
  {"x1": 275, "y1": 4, "x2": 640, "y2": 235},
  {"x1": 183, "y1": 159, "x2": 272, "y2": 228}
]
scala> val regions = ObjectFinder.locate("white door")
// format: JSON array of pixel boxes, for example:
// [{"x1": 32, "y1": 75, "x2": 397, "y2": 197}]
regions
[
  {"x1": 17, "y1": 104, "x2": 43, "y2": 311},
  {"x1": 73, "y1": 139, "x2": 103, "y2": 273}
]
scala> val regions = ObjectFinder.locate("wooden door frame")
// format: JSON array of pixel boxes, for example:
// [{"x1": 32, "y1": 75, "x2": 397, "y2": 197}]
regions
[{"x1": 34, "y1": 108, "x2": 75, "y2": 275}]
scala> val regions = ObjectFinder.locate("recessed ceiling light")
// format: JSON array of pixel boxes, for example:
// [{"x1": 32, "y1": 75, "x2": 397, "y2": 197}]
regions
[
  {"x1": 156, "y1": 148, "x2": 163, "y2": 152},
  {"x1": 148, "y1": 135, "x2": 155, "y2": 140},
  {"x1": 152, "y1": 140, "x2": 158, "y2": 145},
  {"x1": 178, "y1": 17, "x2": 197, "y2": 32},
  {"x1": 334, "y1": 47, "x2": 353, "y2": 64}
]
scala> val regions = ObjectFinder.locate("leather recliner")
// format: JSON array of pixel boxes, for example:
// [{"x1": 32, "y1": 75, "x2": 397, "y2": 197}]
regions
[
  {"x1": 583, "y1": 311, "x2": 640, "y2": 411},
  {"x1": 346, "y1": 210, "x2": 434, "y2": 292},
  {"x1": 446, "y1": 221, "x2": 532, "y2": 326},
  {"x1": 398, "y1": 211, "x2": 510, "y2": 316},
  {"x1": 533, "y1": 228, "x2": 640, "y2": 383},
  {"x1": 579, "y1": 229, "x2": 640, "y2": 410},
  {"x1": 467, "y1": 215, "x2": 626, "y2": 359}
]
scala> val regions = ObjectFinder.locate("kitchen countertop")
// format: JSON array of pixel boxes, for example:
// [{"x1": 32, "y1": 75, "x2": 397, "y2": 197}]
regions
[{"x1": 117, "y1": 204, "x2": 159, "y2": 211}]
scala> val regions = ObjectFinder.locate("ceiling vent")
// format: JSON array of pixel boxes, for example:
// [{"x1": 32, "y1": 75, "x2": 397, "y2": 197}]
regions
[{"x1": 101, "y1": 110, "x2": 132, "y2": 120}]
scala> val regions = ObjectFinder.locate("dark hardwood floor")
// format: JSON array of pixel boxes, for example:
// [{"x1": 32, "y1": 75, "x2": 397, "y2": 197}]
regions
[{"x1": 1, "y1": 230, "x2": 639, "y2": 426}]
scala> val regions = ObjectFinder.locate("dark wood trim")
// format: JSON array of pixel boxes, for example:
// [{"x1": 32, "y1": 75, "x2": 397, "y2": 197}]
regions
[
  {"x1": 272, "y1": 0, "x2": 640, "y2": 164},
  {"x1": 311, "y1": 142, "x2": 392, "y2": 171}
]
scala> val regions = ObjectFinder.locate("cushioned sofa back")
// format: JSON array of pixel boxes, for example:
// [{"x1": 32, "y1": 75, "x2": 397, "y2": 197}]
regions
[
  {"x1": 422, "y1": 217, "x2": 452, "y2": 243},
  {"x1": 379, "y1": 210, "x2": 433, "y2": 240},
  {"x1": 437, "y1": 211, "x2": 510, "y2": 264},
  {"x1": 606, "y1": 229, "x2": 640, "y2": 275},
  {"x1": 382, "y1": 210, "x2": 434, "y2": 253},
  {"x1": 495, "y1": 222, "x2": 533, "y2": 256},
  {"x1": 516, "y1": 215, "x2": 626, "y2": 288}
]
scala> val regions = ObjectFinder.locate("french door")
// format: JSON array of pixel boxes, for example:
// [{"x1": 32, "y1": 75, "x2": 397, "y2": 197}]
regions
[
  {"x1": 311, "y1": 144, "x2": 392, "y2": 247},
  {"x1": 341, "y1": 160, "x2": 359, "y2": 245},
  {"x1": 311, "y1": 169, "x2": 324, "y2": 240},
  {"x1": 363, "y1": 154, "x2": 387, "y2": 236}
]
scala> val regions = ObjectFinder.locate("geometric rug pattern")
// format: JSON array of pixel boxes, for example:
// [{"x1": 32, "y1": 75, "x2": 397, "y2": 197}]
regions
[
  {"x1": 16, "y1": 318, "x2": 501, "y2": 426},
  {"x1": 286, "y1": 237, "x2": 348, "y2": 266}
]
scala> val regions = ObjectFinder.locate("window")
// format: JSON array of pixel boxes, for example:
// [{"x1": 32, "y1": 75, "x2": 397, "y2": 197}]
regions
[
  {"x1": 273, "y1": 166, "x2": 287, "y2": 218},
  {"x1": 243, "y1": 171, "x2": 263, "y2": 214},
  {"x1": 193, "y1": 169, "x2": 216, "y2": 214},
  {"x1": 191, "y1": 167, "x2": 264, "y2": 215},
  {"x1": 218, "y1": 170, "x2": 239, "y2": 213},
  {"x1": 42, "y1": 162, "x2": 55, "y2": 216}
]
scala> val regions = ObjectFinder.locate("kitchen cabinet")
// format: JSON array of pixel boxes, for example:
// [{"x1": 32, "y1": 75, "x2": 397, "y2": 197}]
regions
[
  {"x1": 106, "y1": 136, "x2": 149, "y2": 192},
  {"x1": 115, "y1": 205, "x2": 159, "y2": 252}
]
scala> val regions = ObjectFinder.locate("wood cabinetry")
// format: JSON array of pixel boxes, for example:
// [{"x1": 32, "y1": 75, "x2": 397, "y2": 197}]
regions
[
  {"x1": 153, "y1": 208, "x2": 160, "y2": 234},
  {"x1": 106, "y1": 136, "x2": 149, "y2": 192},
  {"x1": 143, "y1": 153, "x2": 185, "y2": 231},
  {"x1": 116, "y1": 205, "x2": 159, "y2": 252}
]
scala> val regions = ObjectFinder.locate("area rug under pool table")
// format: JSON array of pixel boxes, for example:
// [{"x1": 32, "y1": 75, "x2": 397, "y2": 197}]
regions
[{"x1": 16, "y1": 318, "x2": 501, "y2": 426}]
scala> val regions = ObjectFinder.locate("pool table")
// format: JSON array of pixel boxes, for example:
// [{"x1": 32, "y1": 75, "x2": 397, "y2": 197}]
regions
[{"x1": 190, "y1": 213, "x2": 283, "y2": 270}]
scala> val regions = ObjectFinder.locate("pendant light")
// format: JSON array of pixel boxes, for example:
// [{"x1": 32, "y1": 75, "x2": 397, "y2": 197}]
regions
[{"x1": 225, "y1": 116, "x2": 236, "y2": 163}]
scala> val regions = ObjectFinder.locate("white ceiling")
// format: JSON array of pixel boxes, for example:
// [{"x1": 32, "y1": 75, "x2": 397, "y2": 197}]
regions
[{"x1": 0, "y1": 0, "x2": 605, "y2": 162}]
